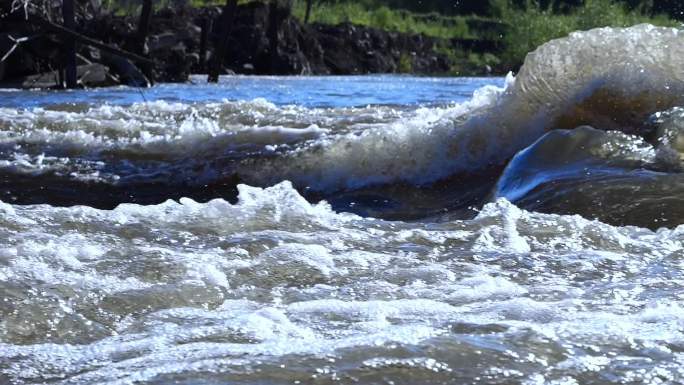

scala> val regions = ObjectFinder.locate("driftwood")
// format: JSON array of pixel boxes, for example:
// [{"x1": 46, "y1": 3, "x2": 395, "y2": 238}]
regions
[
  {"x1": 0, "y1": 16, "x2": 153, "y2": 87},
  {"x1": 100, "y1": 52, "x2": 149, "y2": 87}
]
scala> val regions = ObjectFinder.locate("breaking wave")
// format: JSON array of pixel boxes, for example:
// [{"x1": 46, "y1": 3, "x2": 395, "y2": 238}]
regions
[
  {"x1": 238, "y1": 24, "x2": 684, "y2": 191},
  {"x1": 0, "y1": 25, "x2": 682, "y2": 222},
  {"x1": 3, "y1": 24, "x2": 684, "y2": 385}
]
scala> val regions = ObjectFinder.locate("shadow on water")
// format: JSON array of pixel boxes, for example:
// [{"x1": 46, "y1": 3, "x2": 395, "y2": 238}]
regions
[{"x1": 0, "y1": 166, "x2": 503, "y2": 223}]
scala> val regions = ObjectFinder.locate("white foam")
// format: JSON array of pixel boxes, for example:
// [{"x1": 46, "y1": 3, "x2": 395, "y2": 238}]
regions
[
  {"x1": 3, "y1": 24, "x2": 684, "y2": 379},
  {"x1": 0, "y1": 182, "x2": 683, "y2": 383},
  {"x1": 6, "y1": 27, "x2": 681, "y2": 190}
]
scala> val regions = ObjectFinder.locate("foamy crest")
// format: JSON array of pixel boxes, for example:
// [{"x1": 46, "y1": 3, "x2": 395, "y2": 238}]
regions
[
  {"x1": 235, "y1": 25, "x2": 684, "y2": 191},
  {"x1": 2, "y1": 25, "x2": 681, "y2": 194}
]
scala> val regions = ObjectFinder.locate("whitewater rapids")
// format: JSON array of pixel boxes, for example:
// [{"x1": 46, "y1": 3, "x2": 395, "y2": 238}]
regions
[
  {"x1": 1, "y1": 182, "x2": 684, "y2": 384},
  {"x1": 1, "y1": 24, "x2": 684, "y2": 384}
]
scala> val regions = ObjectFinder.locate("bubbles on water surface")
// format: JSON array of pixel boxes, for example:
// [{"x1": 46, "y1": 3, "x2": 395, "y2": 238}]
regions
[
  {"x1": 1, "y1": 24, "x2": 684, "y2": 385},
  {"x1": 0, "y1": 182, "x2": 682, "y2": 384}
]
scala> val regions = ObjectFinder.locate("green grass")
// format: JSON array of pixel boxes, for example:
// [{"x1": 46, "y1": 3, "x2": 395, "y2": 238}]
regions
[
  {"x1": 397, "y1": 52, "x2": 413, "y2": 73},
  {"x1": 290, "y1": 1, "x2": 472, "y2": 39},
  {"x1": 105, "y1": 0, "x2": 681, "y2": 74},
  {"x1": 287, "y1": 0, "x2": 679, "y2": 71},
  {"x1": 493, "y1": 0, "x2": 679, "y2": 69},
  {"x1": 288, "y1": 0, "x2": 679, "y2": 71},
  {"x1": 183, "y1": 0, "x2": 474, "y2": 39},
  {"x1": 180, "y1": 0, "x2": 472, "y2": 39}
]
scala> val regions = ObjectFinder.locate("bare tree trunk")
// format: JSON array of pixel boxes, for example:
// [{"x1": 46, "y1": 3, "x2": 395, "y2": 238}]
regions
[
  {"x1": 199, "y1": 18, "x2": 212, "y2": 73},
  {"x1": 136, "y1": 0, "x2": 154, "y2": 84},
  {"x1": 136, "y1": 0, "x2": 152, "y2": 54},
  {"x1": 208, "y1": 0, "x2": 238, "y2": 83},
  {"x1": 304, "y1": 0, "x2": 313, "y2": 24},
  {"x1": 268, "y1": 0, "x2": 279, "y2": 73},
  {"x1": 62, "y1": 0, "x2": 77, "y2": 88}
]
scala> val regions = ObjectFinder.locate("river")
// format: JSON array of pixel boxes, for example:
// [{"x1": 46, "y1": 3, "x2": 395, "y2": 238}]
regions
[{"x1": 1, "y1": 24, "x2": 684, "y2": 385}]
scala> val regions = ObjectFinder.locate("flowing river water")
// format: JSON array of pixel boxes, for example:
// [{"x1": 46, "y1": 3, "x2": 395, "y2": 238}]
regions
[{"x1": 1, "y1": 25, "x2": 684, "y2": 384}]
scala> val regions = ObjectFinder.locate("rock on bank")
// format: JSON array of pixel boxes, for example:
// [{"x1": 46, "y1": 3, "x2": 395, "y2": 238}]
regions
[{"x1": 0, "y1": 0, "x2": 452, "y2": 87}]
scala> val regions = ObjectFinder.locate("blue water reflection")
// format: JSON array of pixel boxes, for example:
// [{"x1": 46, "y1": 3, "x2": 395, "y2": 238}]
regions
[{"x1": 0, "y1": 75, "x2": 503, "y2": 108}]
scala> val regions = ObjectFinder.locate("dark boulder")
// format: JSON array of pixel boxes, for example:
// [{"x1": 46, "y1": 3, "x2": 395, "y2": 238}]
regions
[
  {"x1": 211, "y1": 2, "x2": 450, "y2": 76},
  {"x1": 312, "y1": 23, "x2": 450, "y2": 75}
]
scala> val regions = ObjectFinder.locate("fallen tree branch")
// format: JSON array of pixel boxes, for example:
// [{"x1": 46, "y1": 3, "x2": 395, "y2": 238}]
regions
[
  {"x1": 1, "y1": 34, "x2": 29, "y2": 62},
  {"x1": 27, "y1": 17, "x2": 154, "y2": 65},
  {"x1": 10, "y1": 0, "x2": 31, "y2": 20}
]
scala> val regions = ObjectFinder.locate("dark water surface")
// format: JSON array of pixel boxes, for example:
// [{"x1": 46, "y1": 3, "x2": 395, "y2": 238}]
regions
[{"x1": 2, "y1": 25, "x2": 684, "y2": 385}]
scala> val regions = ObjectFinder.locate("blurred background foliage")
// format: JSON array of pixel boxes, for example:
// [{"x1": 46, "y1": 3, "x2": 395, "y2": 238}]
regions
[{"x1": 102, "y1": 0, "x2": 682, "y2": 72}]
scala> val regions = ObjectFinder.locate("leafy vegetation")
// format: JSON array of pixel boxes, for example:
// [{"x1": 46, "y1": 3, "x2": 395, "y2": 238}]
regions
[
  {"x1": 290, "y1": 2, "x2": 472, "y2": 39},
  {"x1": 492, "y1": 0, "x2": 678, "y2": 68},
  {"x1": 397, "y1": 52, "x2": 413, "y2": 73},
  {"x1": 286, "y1": 0, "x2": 679, "y2": 71},
  {"x1": 106, "y1": 0, "x2": 681, "y2": 73}
]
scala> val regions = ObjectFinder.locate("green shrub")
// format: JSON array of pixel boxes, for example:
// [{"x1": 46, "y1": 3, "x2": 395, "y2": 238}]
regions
[
  {"x1": 107, "y1": 0, "x2": 680, "y2": 74},
  {"x1": 291, "y1": 1, "x2": 471, "y2": 39},
  {"x1": 371, "y1": 6, "x2": 393, "y2": 29},
  {"x1": 493, "y1": 0, "x2": 678, "y2": 70},
  {"x1": 398, "y1": 52, "x2": 413, "y2": 73}
]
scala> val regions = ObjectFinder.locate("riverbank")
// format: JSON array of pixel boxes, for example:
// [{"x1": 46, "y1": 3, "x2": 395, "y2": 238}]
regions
[
  {"x1": 0, "y1": 0, "x2": 677, "y2": 88},
  {"x1": 0, "y1": 0, "x2": 498, "y2": 88}
]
